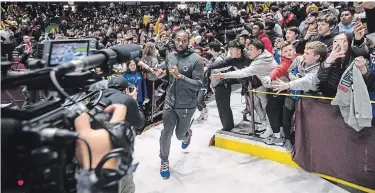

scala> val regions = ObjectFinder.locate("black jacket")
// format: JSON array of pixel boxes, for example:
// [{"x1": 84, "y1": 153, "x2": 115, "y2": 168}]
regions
[
  {"x1": 306, "y1": 26, "x2": 339, "y2": 53},
  {"x1": 102, "y1": 88, "x2": 145, "y2": 130},
  {"x1": 208, "y1": 52, "x2": 251, "y2": 72},
  {"x1": 266, "y1": 30, "x2": 282, "y2": 45},
  {"x1": 208, "y1": 53, "x2": 255, "y2": 88},
  {"x1": 317, "y1": 38, "x2": 370, "y2": 97},
  {"x1": 15, "y1": 42, "x2": 35, "y2": 64},
  {"x1": 365, "y1": 70, "x2": 375, "y2": 92},
  {"x1": 292, "y1": 39, "x2": 305, "y2": 55}
]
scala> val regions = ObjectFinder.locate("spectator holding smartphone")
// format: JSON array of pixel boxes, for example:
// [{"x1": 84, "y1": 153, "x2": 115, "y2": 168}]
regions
[
  {"x1": 123, "y1": 60, "x2": 149, "y2": 106},
  {"x1": 317, "y1": 18, "x2": 370, "y2": 97}
]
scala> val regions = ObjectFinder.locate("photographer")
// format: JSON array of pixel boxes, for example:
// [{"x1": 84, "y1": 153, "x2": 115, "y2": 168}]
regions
[
  {"x1": 74, "y1": 104, "x2": 135, "y2": 193},
  {"x1": 102, "y1": 75, "x2": 145, "y2": 131}
]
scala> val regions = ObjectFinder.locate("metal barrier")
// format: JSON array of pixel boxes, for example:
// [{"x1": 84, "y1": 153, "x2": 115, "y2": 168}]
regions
[{"x1": 243, "y1": 88, "x2": 375, "y2": 191}]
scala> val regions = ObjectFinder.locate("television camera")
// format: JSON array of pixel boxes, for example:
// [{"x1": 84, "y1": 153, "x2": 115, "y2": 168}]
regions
[{"x1": 1, "y1": 40, "x2": 142, "y2": 193}]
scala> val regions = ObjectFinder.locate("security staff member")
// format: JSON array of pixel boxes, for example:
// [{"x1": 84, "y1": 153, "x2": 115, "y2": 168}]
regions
[{"x1": 208, "y1": 39, "x2": 251, "y2": 131}]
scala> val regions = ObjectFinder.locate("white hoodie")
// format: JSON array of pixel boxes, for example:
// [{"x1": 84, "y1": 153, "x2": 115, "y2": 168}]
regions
[
  {"x1": 287, "y1": 56, "x2": 320, "y2": 92},
  {"x1": 222, "y1": 50, "x2": 278, "y2": 88}
]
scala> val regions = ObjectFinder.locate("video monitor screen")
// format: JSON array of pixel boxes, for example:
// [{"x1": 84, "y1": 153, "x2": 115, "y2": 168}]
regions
[{"x1": 49, "y1": 41, "x2": 89, "y2": 66}]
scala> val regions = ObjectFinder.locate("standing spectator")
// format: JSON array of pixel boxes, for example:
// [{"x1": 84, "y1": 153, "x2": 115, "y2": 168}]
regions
[
  {"x1": 123, "y1": 60, "x2": 149, "y2": 105},
  {"x1": 299, "y1": 10, "x2": 318, "y2": 38},
  {"x1": 285, "y1": 27, "x2": 305, "y2": 54},
  {"x1": 317, "y1": 20, "x2": 370, "y2": 97},
  {"x1": 280, "y1": 6, "x2": 300, "y2": 31},
  {"x1": 0, "y1": 24, "x2": 15, "y2": 61},
  {"x1": 338, "y1": 8, "x2": 356, "y2": 33},
  {"x1": 304, "y1": 14, "x2": 339, "y2": 52},
  {"x1": 264, "y1": 19, "x2": 282, "y2": 45},
  {"x1": 252, "y1": 22, "x2": 274, "y2": 54},
  {"x1": 272, "y1": 41, "x2": 328, "y2": 152}
]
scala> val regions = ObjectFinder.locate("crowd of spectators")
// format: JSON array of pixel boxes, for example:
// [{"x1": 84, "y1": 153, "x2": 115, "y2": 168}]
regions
[{"x1": 1, "y1": 1, "x2": 374, "y2": 152}]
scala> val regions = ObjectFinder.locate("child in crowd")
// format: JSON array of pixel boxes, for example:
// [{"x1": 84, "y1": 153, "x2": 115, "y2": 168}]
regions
[{"x1": 123, "y1": 60, "x2": 149, "y2": 105}]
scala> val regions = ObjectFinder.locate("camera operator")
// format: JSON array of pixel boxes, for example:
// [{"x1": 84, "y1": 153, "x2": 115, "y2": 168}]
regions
[
  {"x1": 102, "y1": 75, "x2": 145, "y2": 131},
  {"x1": 74, "y1": 104, "x2": 135, "y2": 193}
]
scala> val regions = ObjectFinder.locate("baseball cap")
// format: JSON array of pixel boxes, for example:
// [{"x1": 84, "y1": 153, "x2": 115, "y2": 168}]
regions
[
  {"x1": 239, "y1": 30, "x2": 250, "y2": 37},
  {"x1": 306, "y1": 4, "x2": 319, "y2": 14},
  {"x1": 307, "y1": 10, "x2": 318, "y2": 17},
  {"x1": 108, "y1": 76, "x2": 129, "y2": 90},
  {"x1": 209, "y1": 42, "x2": 221, "y2": 52},
  {"x1": 282, "y1": 6, "x2": 293, "y2": 12}
]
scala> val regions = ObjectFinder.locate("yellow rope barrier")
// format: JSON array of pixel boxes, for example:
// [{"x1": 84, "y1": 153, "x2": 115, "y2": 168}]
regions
[{"x1": 249, "y1": 89, "x2": 375, "y2": 104}]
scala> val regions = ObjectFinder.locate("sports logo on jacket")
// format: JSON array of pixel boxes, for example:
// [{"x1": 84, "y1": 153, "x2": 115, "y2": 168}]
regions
[{"x1": 338, "y1": 70, "x2": 353, "y2": 92}]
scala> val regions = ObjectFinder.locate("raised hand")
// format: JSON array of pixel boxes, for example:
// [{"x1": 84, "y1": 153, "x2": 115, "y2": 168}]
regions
[
  {"x1": 353, "y1": 19, "x2": 366, "y2": 41},
  {"x1": 272, "y1": 78, "x2": 290, "y2": 93},
  {"x1": 210, "y1": 73, "x2": 224, "y2": 80}
]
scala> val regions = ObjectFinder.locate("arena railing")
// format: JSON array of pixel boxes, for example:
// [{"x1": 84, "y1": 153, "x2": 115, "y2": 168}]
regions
[{"x1": 245, "y1": 88, "x2": 375, "y2": 192}]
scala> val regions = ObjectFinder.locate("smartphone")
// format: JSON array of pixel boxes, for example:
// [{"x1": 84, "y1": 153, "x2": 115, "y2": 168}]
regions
[
  {"x1": 334, "y1": 43, "x2": 341, "y2": 52},
  {"x1": 128, "y1": 85, "x2": 137, "y2": 93}
]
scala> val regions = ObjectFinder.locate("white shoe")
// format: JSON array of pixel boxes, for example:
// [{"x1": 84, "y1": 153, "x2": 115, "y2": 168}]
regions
[
  {"x1": 259, "y1": 126, "x2": 273, "y2": 139},
  {"x1": 256, "y1": 122, "x2": 267, "y2": 132},
  {"x1": 197, "y1": 108, "x2": 208, "y2": 120}
]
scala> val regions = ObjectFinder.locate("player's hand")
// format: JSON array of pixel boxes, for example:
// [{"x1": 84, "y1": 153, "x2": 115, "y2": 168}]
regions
[
  {"x1": 272, "y1": 78, "x2": 290, "y2": 93},
  {"x1": 169, "y1": 66, "x2": 182, "y2": 79}
]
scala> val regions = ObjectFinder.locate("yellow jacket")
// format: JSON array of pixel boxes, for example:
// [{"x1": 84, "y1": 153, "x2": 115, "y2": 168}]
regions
[
  {"x1": 154, "y1": 18, "x2": 161, "y2": 35},
  {"x1": 143, "y1": 15, "x2": 150, "y2": 25}
]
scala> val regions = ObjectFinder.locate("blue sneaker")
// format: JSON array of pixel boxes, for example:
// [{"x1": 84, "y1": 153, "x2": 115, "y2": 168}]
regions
[
  {"x1": 181, "y1": 129, "x2": 192, "y2": 149},
  {"x1": 160, "y1": 161, "x2": 170, "y2": 179}
]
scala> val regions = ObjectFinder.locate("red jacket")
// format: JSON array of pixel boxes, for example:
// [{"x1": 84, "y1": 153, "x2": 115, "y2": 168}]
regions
[
  {"x1": 280, "y1": 13, "x2": 293, "y2": 26},
  {"x1": 269, "y1": 54, "x2": 300, "y2": 80},
  {"x1": 257, "y1": 33, "x2": 273, "y2": 55}
]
